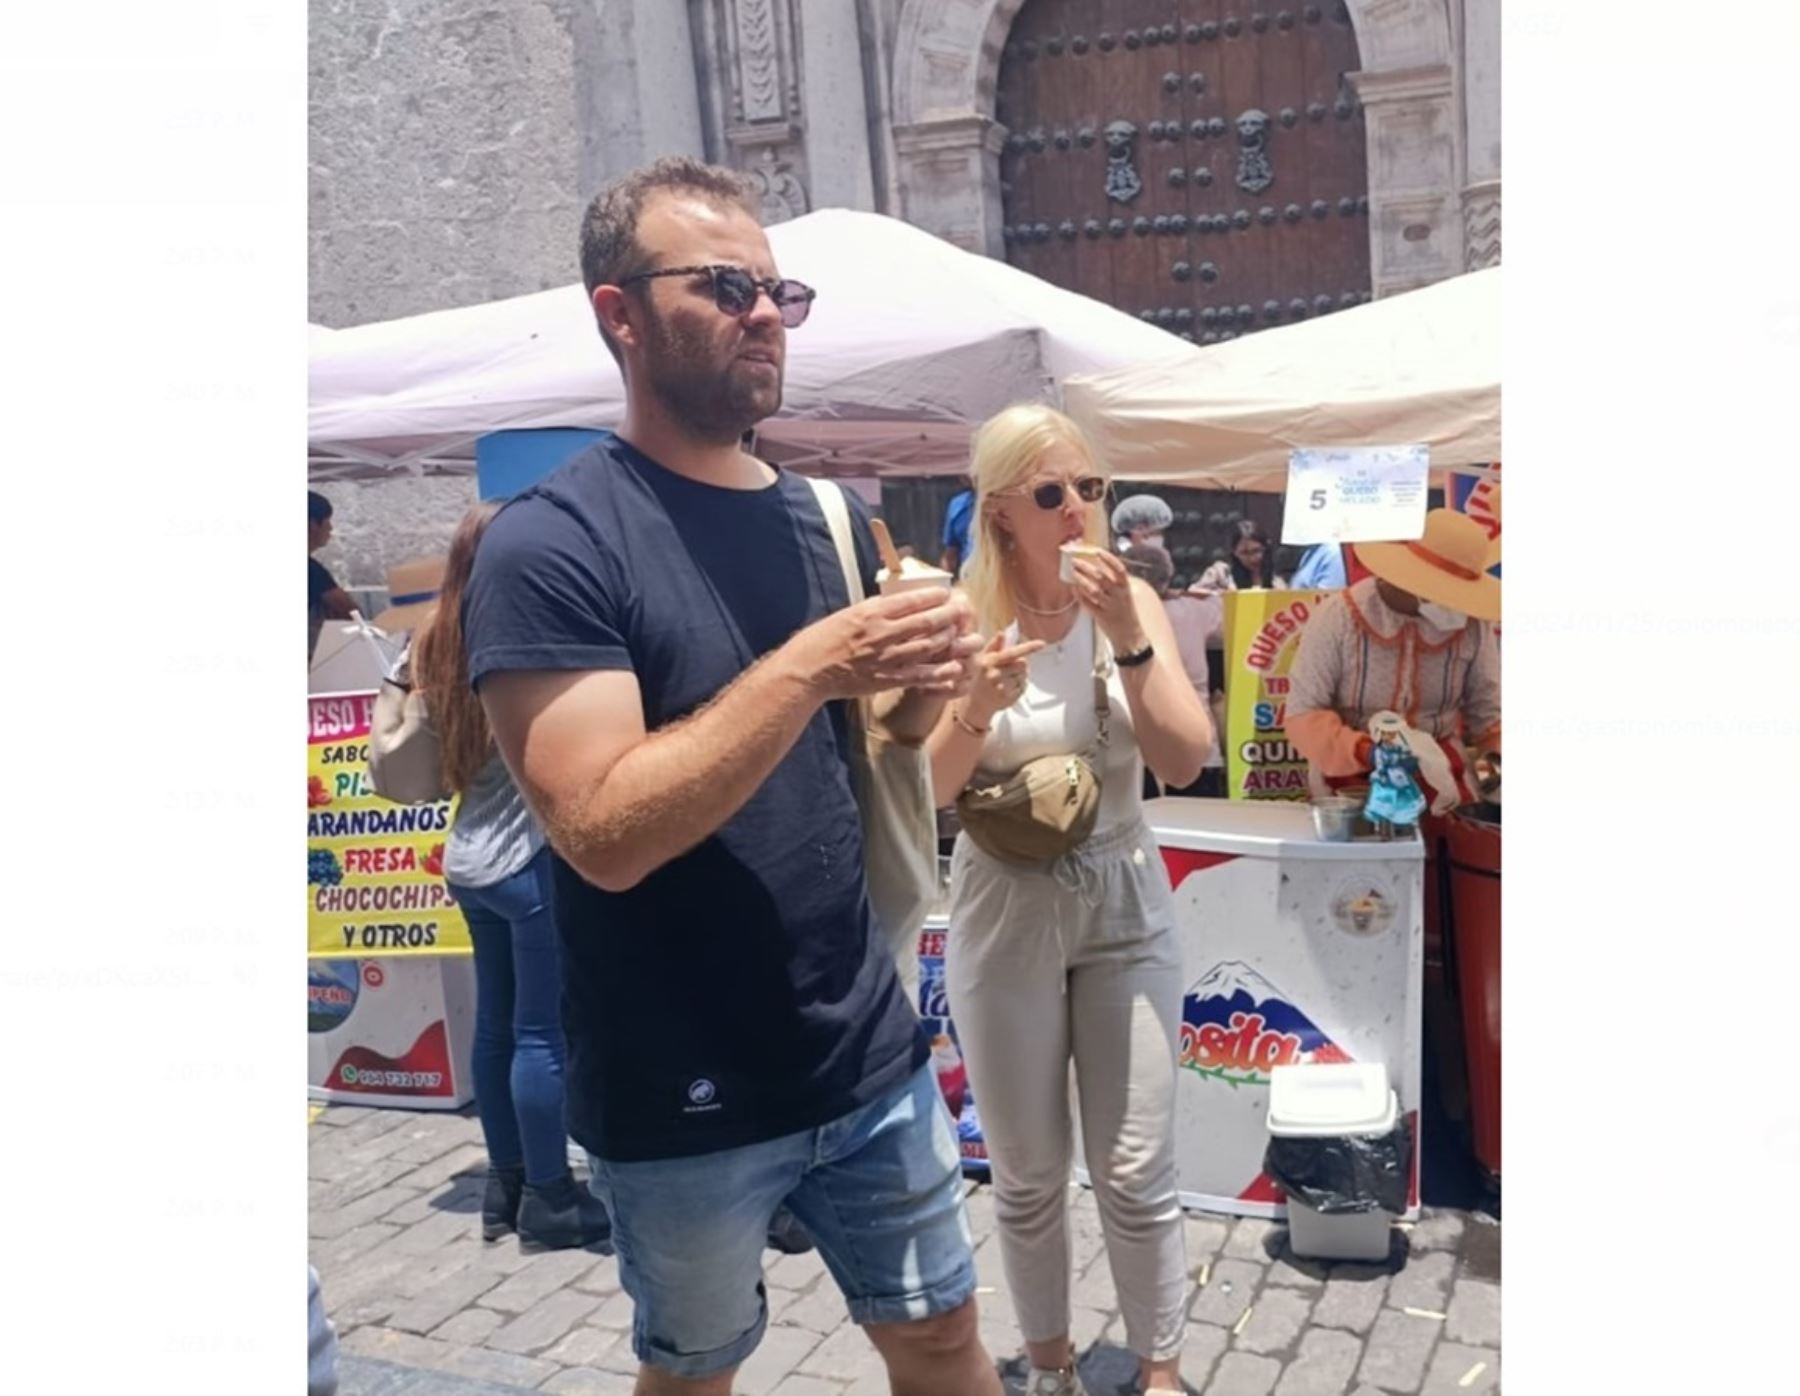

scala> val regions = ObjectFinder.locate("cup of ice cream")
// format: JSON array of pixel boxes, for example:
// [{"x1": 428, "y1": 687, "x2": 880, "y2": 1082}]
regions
[
  {"x1": 1058, "y1": 543, "x2": 1108, "y2": 583},
  {"x1": 877, "y1": 556, "x2": 955, "y2": 596}
]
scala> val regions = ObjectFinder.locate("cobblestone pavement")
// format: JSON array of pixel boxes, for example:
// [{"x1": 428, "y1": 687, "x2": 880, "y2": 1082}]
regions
[{"x1": 310, "y1": 1105, "x2": 1500, "y2": 1396}]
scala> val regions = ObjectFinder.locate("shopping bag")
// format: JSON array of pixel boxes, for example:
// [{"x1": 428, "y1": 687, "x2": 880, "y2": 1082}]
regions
[{"x1": 806, "y1": 475, "x2": 940, "y2": 975}]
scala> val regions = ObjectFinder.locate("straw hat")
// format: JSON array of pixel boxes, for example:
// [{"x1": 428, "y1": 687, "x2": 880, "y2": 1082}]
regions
[
  {"x1": 1353, "y1": 509, "x2": 1501, "y2": 622},
  {"x1": 368, "y1": 556, "x2": 447, "y2": 635}
]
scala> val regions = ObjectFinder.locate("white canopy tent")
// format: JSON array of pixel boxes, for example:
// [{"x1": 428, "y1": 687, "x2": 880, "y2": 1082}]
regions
[
  {"x1": 307, "y1": 208, "x2": 1199, "y2": 480},
  {"x1": 1062, "y1": 267, "x2": 1501, "y2": 492}
]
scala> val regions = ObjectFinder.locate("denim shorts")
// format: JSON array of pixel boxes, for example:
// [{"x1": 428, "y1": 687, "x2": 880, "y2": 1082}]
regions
[{"x1": 585, "y1": 1061, "x2": 977, "y2": 1379}]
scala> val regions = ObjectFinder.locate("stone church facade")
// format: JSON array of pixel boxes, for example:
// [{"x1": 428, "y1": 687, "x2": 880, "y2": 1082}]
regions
[{"x1": 309, "y1": 0, "x2": 1497, "y2": 586}]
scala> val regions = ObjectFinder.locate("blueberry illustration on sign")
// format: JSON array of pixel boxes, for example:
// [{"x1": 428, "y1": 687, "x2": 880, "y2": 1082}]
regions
[{"x1": 308, "y1": 847, "x2": 343, "y2": 887}]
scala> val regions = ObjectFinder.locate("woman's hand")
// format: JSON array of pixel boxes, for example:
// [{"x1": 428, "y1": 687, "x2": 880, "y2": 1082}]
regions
[
  {"x1": 1071, "y1": 551, "x2": 1149, "y2": 652},
  {"x1": 961, "y1": 632, "x2": 1047, "y2": 727}
]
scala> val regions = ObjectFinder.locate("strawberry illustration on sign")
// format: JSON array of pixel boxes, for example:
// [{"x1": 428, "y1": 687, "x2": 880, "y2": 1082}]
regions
[
  {"x1": 421, "y1": 843, "x2": 446, "y2": 878},
  {"x1": 308, "y1": 775, "x2": 332, "y2": 808}
]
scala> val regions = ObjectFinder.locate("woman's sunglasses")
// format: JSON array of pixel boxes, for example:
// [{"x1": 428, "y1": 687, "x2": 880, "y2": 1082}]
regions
[
  {"x1": 1001, "y1": 476, "x2": 1109, "y2": 510},
  {"x1": 617, "y1": 263, "x2": 817, "y2": 329}
]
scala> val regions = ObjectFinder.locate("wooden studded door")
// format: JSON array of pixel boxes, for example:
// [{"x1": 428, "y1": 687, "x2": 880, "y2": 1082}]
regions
[
  {"x1": 992, "y1": 1, "x2": 1375, "y2": 586},
  {"x1": 996, "y1": 1, "x2": 1373, "y2": 348}
]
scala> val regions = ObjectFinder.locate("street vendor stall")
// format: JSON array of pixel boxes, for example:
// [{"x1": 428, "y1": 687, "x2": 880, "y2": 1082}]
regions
[
  {"x1": 307, "y1": 628, "x2": 477, "y2": 1110},
  {"x1": 1056, "y1": 276, "x2": 1502, "y2": 1191}
]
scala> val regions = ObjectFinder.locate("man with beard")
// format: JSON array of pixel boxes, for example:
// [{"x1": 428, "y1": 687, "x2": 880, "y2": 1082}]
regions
[{"x1": 461, "y1": 159, "x2": 1000, "y2": 1396}]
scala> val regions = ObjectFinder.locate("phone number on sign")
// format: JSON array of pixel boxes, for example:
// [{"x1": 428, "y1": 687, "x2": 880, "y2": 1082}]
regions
[{"x1": 340, "y1": 1066, "x2": 444, "y2": 1089}]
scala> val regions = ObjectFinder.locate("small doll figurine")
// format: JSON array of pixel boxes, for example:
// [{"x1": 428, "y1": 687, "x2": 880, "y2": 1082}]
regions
[{"x1": 1364, "y1": 710, "x2": 1426, "y2": 837}]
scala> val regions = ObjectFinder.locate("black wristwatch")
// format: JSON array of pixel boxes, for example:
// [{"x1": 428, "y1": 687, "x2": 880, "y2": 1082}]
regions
[{"x1": 1114, "y1": 642, "x2": 1156, "y2": 668}]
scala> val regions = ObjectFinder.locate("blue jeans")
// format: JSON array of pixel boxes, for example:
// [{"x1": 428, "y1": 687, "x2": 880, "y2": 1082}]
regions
[
  {"x1": 586, "y1": 1061, "x2": 976, "y2": 1380},
  {"x1": 448, "y1": 847, "x2": 569, "y2": 1186}
]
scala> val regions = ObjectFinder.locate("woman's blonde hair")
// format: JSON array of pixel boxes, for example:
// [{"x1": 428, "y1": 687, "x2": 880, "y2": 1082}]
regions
[{"x1": 960, "y1": 403, "x2": 1110, "y2": 634}]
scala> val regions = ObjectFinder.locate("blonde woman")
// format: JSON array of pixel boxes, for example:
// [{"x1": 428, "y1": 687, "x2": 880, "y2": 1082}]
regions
[{"x1": 926, "y1": 405, "x2": 1215, "y2": 1396}]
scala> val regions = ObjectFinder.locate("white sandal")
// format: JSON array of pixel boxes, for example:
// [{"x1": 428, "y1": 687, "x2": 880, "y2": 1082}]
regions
[{"x1": 1026, "y1": 1366, "x2": 1091, "y2": 1396}]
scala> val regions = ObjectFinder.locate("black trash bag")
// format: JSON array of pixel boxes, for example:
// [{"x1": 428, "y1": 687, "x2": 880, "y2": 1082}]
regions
[{"x1": 1263, "y1": 1124, "x2": 1411, "y2": 1216}]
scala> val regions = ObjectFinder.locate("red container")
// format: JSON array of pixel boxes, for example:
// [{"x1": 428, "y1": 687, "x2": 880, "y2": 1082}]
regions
[{"x1": 1445, "y1": 809, "x2": 1501, "y2": 1177}]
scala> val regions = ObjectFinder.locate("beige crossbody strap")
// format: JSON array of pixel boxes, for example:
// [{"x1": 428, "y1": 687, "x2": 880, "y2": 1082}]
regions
[
  {"x1": 805, "y1": 475, "x2": 865, "y2": 606},
  {"x1": 1091, "y1": 618, "x2": 1111, "y2": 750}
]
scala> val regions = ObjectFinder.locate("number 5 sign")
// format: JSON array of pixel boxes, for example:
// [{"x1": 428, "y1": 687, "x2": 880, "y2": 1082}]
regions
[{"x1": 1282, "y1": 445, "x2": 1430, "y2": 546}]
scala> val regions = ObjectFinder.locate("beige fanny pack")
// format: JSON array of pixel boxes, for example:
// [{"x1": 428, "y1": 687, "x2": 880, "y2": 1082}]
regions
[{"x1": 955, "y1": 623, "x2": 1110, "y2": 865}]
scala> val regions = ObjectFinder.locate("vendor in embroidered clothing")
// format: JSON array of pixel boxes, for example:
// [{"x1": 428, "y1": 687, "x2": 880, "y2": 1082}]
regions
[{"x1": 1286, "y1": 508, "x2": 1500, "y2": 807}]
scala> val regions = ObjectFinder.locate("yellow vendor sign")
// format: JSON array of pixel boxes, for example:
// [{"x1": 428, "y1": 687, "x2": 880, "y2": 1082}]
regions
[
  {"x1": 307, "y1": 691, "x2": 471, "y2": 956},
  {"x1": 1221, "y1": 590, "x2": 1329, "y2": 801}
]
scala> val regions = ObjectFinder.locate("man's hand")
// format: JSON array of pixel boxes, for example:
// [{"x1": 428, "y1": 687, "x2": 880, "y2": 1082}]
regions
[
  {"x1": 915, "y1": 590, "x2": 983, "y2": 699},
  {"x1": 783, "y1": 586, "x2": 977, "y2": 700},
  {"x1": 869, "y1": 590, "x2": 984, "y2": 742}
]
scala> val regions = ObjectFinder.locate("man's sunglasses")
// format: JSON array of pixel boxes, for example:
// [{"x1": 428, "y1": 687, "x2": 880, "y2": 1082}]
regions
[
  {"x1": 1001, "y1": 476, "x2": 1109, "y2": 510},
  {"x1": 617, "y1": 264, "x2": 817, "y2": 328}
]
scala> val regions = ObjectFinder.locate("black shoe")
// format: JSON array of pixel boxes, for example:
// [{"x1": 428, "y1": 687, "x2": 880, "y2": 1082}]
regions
[
  {"x1": 481, "y1": 1164, "x2": 525, "y2": 1242},
  {"x1": 518, "y1": 1172, "x2": 614, "y2": 1254}
]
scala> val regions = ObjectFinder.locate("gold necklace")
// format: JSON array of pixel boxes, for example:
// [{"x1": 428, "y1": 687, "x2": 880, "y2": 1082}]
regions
[{"x1": 1014, "y1": 595, "x2": 1077, "y2": 616}]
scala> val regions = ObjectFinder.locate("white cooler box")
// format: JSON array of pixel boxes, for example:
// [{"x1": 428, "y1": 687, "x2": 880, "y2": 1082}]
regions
[{"x1": 308, "y1": 955, "x2": 477, "y2": 1109}]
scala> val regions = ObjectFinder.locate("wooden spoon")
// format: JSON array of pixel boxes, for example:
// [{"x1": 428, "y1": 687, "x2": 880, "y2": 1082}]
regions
[{"x1": 869, "y1": 517, "x2": 904, "y2": 576}]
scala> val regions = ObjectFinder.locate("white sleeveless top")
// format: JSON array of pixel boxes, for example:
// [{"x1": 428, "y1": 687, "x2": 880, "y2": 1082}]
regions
[{"x1": 977, "y1": 618, "x2": 1145, "y2": 838}]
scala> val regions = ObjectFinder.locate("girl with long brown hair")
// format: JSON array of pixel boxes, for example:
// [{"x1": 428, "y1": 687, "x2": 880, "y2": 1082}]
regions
[{"x1": 413, "y1": 500, "x2": 610, "y2": 1253}]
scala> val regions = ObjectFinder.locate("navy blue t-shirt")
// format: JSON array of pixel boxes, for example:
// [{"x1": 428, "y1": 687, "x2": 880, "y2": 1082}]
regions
[{"x1": 461, "y1": 434, "x2": 928, "y2": 1162}]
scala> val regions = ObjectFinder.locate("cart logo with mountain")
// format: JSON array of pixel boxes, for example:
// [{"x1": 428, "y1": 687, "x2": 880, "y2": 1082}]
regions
[
  {"x1": 1180, "y1": 961, "x2": 1352, "y2": 1088},
  {"x1": 307, "y1": 959, "x2": 361, "y2": 1034}
]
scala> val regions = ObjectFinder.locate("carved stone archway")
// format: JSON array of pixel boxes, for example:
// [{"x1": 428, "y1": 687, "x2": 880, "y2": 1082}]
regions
[
  {"x1": 890, "y1": 0, "x2": 1030, "y2": 254},
  {"x1": 892, "y1": 0, "x2": 1474, "y2": 296}
]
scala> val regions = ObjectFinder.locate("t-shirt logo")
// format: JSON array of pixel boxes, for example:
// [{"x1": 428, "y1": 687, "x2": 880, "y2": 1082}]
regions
[{"x1": 686, "y1": 1078, "x2": 718, "y2": 1108}]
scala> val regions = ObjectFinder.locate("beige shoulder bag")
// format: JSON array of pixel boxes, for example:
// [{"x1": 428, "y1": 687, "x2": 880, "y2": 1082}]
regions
[
  {"x1": 955, "y1": 622, "x2": 1110, "y2": 865},
  {"x1": 805, "y1": 476, "x2": 941, "y2": 987}
]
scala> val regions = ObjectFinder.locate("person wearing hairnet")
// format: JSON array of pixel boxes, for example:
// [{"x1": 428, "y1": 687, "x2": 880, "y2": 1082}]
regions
[{"x1": 1111, "y1": 494, "x2": 1173, "y2": 555}]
